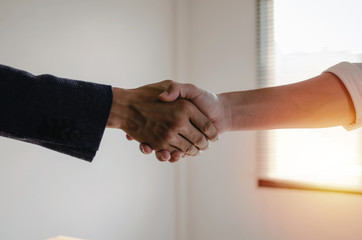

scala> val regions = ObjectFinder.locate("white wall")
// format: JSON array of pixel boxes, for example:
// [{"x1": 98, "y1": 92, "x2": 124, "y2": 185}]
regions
[
  {"x1": 3, "y1": 1, "x2": 362, "y2": 240},
  {"x1": 0, "y1": 1, "x2": 177, "y2": 239},
  {"x1": 179, "y1": 1, "x2": 362, "y2": 240}
]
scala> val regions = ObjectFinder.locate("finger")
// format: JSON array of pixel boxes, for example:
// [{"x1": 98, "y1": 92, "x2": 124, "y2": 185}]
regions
[
  {"x1": 126, "y1": 134, "x2": 134, "y2": 141},
  {"x1": 179, "y1": 125, "x2": 209, "y2": 150},
  {"x1": 171, "y1": 135, "x2": 200, "y2": 156},
  {"x1": 139, "y1": 143, "x2": 153, "y2": 154},
  {"x1": 159, "y1": 83, "x2": 200, "y2": 102},
  {"x1": 159, "y1": 83, "x2": 180, "y2": 102},
  {"x1": 169, "y1": 151, "x2": 185, "y2": 163},
  {"x1": 189, "y1": 108, "x2": 219, "y2": 142},
  {"x1": 154, "y1": 143, "x2": 182, "y2": 162},
  {"x1": 155, "y1": 150, "x2": 171, "y2": 162},
  {"x1": 155, "y1": 150, "x2": 185, "y2": 163},
  {"x1": 154, "y1": 133, "x2": 199, "y2": 161}
]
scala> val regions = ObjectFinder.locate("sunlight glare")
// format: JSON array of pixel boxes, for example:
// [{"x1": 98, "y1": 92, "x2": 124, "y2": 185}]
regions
[{"x1": 264, "y1": 0, "x2": 362, "y2": 191}]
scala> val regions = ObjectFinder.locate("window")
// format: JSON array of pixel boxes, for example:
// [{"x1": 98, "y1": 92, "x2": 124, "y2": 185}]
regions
[{"x1": 257, "y1": 0, "x2": 362, "y2": 194}]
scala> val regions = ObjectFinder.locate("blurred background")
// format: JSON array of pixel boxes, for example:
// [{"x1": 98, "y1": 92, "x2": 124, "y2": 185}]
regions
[{"x1": 1, "y1": 0, "x2": 362, "y2": 240}]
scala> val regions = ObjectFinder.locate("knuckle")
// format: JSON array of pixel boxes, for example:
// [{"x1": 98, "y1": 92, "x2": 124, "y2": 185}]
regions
[
  {"x1": 152, "y1": 143, "x2": 163, "y2": 151},
  {"x1": 195, "y1": 136, "x2": 208, "y2": 149},
  {"x1": 153, "y1": 136, "x2": 170, "y2": 151},
  {"x1": 163, "y1": 131, "x2": 176, "y2": 143},
  {"x1": 201, "y1": 120, "x2": 213, "y2": 133},
  {"x1": 156, "y1": 124, "x2": 173, "y2": 138},
  {"x1": 162, "y1": 79, "x2": 176, "y2": 89},
  {"x1": 165, "y1": 119, "x2": 182, "y2": 132},
  {"x1": 185, "y1": 83, "x2": 196, "y2": 90},
  {"x1": 178, "y1": 99, "x2": 192, "y2": 112},
  {"x1": 185, "y1": 144, "x2": 198, "y2": 156},
  {"x1": 164, "y1": 79, "x2": 172, "y2": 83},
  {"x1": 163, "y1": 79, "x2": 174, "y2": 85}
]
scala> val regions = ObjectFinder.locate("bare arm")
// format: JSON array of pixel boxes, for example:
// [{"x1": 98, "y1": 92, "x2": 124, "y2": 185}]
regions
[
  {"x1": 138, "y1": 72, "x2": 356, "y2": 161},
  {"x1": 220, "y1": 72, "x2": 355, "y2": 131}
]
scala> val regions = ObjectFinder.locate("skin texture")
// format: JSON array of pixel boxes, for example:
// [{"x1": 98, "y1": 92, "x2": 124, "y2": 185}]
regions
[
  {"x1": 139, "y1": 72, "x2": 356, "y2": 162},
  {"x1": 220, "y1": 72, "x2": 355, "y2": 130},
  {"x1": 106, "y1": 80, "x2": 219, "y2": 162}
]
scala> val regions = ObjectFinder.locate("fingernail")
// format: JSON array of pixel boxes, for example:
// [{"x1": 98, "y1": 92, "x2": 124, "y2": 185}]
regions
[
  {"x1": 197, "y1": 150, "x2": 203, "y2": 156},
  {"x1": 170, "y1": 156, "x2": 181, "y2": 163},
  {"x1": 213, "y1": 136, "x2": 220, "y2": 142},
  {"x1": 162, "y1": 153, "x2": 170, "y2": 161},
  {"x1": 140, "y1": 145, "x2": 145, "y2": 154}
]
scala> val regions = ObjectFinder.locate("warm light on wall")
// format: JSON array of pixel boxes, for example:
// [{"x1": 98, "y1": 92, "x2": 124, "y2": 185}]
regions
[
  {"x1": 262, "y1": 128, "x2": 362, "y2": 191},
  {"x1": 257, "y1": 0, "x2": 362, "y2": 193}
]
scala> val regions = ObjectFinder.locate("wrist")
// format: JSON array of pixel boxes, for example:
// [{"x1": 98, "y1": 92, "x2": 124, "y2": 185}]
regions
[
  {"x1": 107, "y1": 87, "x2": 129, "y2": 129},
  {"x1": 217, "y1": 93, "x2": 233, "y2": 133}
]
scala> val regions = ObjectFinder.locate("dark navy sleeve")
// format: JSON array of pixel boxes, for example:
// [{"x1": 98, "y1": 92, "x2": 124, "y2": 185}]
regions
[{"x1": 0, "y1": 64, "x2": 113, "y2": 161}]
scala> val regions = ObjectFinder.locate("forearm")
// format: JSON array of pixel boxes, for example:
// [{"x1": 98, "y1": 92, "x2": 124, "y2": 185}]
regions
[
  {"x1": 106, "y1": 87, "x2": 128, "y2": 130},
  {"x1": 220, "y1": 72, "x2": 355, "y2": 131},
  {"x1": 0, "y1": 64, "x2": 113, "y2": 161}
]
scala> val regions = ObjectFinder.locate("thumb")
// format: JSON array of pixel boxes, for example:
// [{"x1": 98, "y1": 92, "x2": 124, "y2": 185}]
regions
[
  {"x1": 159, "y1": 82, "x2": 200, "y2": 102},
  {"x1": 159, "y1": 83, "x2": 181, "y2": 102}
]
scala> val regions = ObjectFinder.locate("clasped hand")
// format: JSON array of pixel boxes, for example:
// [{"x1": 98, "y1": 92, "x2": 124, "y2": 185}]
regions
[{"x1": 107, "y1": 80, "x2": 228, "y2": 163}]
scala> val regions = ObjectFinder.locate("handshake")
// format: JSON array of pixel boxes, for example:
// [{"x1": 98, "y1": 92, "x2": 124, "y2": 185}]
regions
[
  {"x1": 106, "y1": 80, "x2": 229, "y2": 163},
  {"x1": 0, "y1": 63, "x2": 352, "y2": 162},
  {"x1": 106, "y1": 70, "x2": 354, "y2": 163}
]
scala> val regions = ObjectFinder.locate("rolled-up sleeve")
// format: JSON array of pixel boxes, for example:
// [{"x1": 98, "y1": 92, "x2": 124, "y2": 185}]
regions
[{"x1": 324, "y1": 62, "x2": 362, "y2": 130}]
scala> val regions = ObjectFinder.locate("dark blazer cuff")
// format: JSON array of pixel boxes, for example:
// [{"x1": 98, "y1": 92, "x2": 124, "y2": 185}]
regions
[{"x1": 0, "y1": 64, "x2": 113, "y2": 161}]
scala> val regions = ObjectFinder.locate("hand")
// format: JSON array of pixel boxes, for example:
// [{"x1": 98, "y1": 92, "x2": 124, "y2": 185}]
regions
[
  {"x1": 107, "y1": 80, "x2": 219, "y2": 162},
  {"x1": 133, "y1": 81, "x2": 229, "y2": 162},
  {"x1": 159, "y1": 82, "x2": 228, "y2": 132}
]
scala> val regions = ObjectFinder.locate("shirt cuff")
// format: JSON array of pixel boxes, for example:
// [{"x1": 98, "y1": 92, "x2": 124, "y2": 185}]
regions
[{"x1": 324, "y1": 62, "x2": 362, "y2": 130}]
